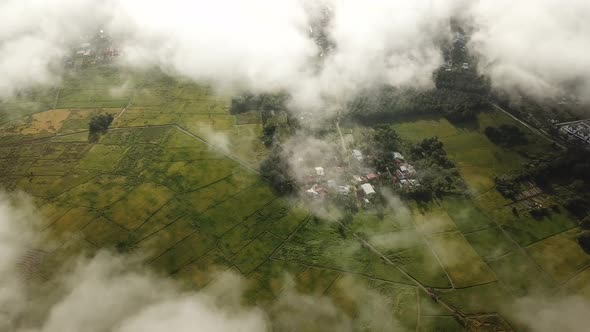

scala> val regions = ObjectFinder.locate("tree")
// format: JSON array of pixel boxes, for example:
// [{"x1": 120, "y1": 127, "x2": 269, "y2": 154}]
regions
[
  {"x1": 484, "y1": 125, "x2": 527, "y2": 147},
  {"x1": 88, "y1": 113, "x2": 114, "y2": 142},
  {"x1": 260, "y1": 146, "x2": 297, "y2": 195},
  {"x1": 577, "y1": 231, "x2": 590, "y2": 254},
  {"x1": 495, "y1": 176, "x2": 518, "y2": 199},
  {"x1": 337, "y1": 225, "x2": 346, "y2": 238}
]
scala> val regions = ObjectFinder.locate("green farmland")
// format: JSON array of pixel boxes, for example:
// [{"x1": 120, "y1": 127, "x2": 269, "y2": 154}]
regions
[{"x1": 1, "y1": 65, "x2": 589, "y2": 331}]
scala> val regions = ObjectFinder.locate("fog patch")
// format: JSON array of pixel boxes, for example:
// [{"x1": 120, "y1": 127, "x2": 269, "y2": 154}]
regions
[
  {"x1": 466, "y1": 0, "x2": 590, "y2": 101},
  {"x1": 509, "y1": 294, "x2": 590, "y2": 332},
  {"x1": 198, "y1": 124, "x2": 231, "y2": 154}
]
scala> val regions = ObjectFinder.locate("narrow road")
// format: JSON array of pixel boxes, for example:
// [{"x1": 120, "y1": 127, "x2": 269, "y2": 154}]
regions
[{"x1": 335, "y1": 120, "x2": 347, "y2": 153}]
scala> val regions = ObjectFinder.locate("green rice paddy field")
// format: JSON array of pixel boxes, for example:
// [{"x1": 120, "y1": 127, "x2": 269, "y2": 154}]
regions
[{"x1": 1, "y1": 65, "x2": 588, "y2": 331}]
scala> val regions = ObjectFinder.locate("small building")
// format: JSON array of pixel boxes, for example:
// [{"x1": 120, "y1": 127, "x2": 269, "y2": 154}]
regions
[
  {"x1": 315, "y1": 167, "x2": 325, "y2": 176},
  {"x1": 352, "y1": 175, "x2": 363, "y2": 183},
  {"x1": 360, "y1": 183, "x2": 376, "y2": 196},
  {"x1": 409, "y1": 179, "x2": 420, "y2": 187},
  {"x1": 366, "y1": 173, "x2": 378, "y2": 182},
  {"x1": 462, "y1": 63, "x2": 469, "y2": 70},
  {"x1": 306, "y1": 188, "x2": 319, "y2": 197},
  {"x1": 352, "y1": 149, "x2": 363, "y2": 161},
  {"x1": 338, "y1": 186, "x2": 351, "y2": 195}
]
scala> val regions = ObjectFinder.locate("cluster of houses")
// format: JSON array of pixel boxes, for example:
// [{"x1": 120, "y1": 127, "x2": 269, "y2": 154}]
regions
[
  {"x1": 301, "y1": 149, "x2": 421, "y2": 207},
  {"x1": 302, "y1": 149, "x2": 379, "y2": 205},
  {"x1": 390, "y1": 152, "x2": 421, "y2": 188},
  {"x1": 66, "y1": 31, "x2": 121, "y2": 69},
  {"x1": 559, "y1": 121, "x2": 590, "y2": 146}
]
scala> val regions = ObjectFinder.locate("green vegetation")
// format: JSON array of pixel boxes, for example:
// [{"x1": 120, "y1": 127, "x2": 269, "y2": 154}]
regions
[{"x1": 2, "y1": 64, "x2": 588, "y2": 331}]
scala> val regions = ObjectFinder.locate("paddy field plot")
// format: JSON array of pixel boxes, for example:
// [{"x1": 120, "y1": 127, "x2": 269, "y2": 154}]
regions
[
  {"x1": 426, "y1": 231, "x2": 496, "y2": 288},
  {"x1": 526, "y1": 229, "x2": 590, "y2": 284}
]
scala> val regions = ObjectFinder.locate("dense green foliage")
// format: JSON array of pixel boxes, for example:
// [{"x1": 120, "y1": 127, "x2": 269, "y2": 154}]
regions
[
  {"x1": 484, "y1": 125, "x2": 527, "y2": 147},
  {"x1": 88, "y1": 113, "x2": 114, "y2": 142},
  {"x1": 371, "y1": 125, "x2": 402, "y2": 171},
  {"x1": 405, "y1": 137, "x2": 464, "y2": 201},
  {"x1": 259, "y1": 146, "x2": 297, "y2": 195},
  {"x1": 349, "y1": 87, "x2": 489, "y2": 125},
  {"x1": 229, "y1": 93, "x2": 289, "y2": 115}
]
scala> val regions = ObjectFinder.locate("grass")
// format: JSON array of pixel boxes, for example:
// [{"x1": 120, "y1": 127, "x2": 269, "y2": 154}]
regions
[
  {"x1": 4, "y1": 66, "x2": 588, "y2": 325},
  {"x1": 56, "y1": 175, "x2": 135, "y2": 209},
  {"x1": 16, "y1": 173, "x2": 95, "y2": 198},
  {"x1": 136, "y1": 217, "x2": 197, "y2": 260},
  {"x1": 197, "y1": 184, "x2": 275, "y2": 237},
  {"x1": 266, "y1": 205, "x2": 309, "y2": 239},
  {"x1": 142, "y1": 159, "x2": 239, "y2": 192},
  {"x1": 82, "y1": 217, "x2": 130, "y2": 248},
  {"x1": 326, "y1": 275, "x2": 419, "y2": 331},
  {"x1": 564, "y1": 267, "x2": 590, "y2": 299},
  {"x1": 488, "y1": 251, "x2": 556, "y2": 296},
  {"x1": 38, "y1": 201, "x2": 73, "y2": 228},
  {"x1": 275, "y1": 220, "x2": 412, "y2": 284},
  {"x1": 411, "y1": 202, "x2": 458, "y2": 235},
  {"x1": 419, "y1": 316, "x2": 464, "y2": 332},
  {"x1": 244, "y1": 259, "x2": 308, "y2": 305},
  {"x1": 388, "y1": 245, "x2": 453, "y2": 288},
  {"x1": 392, "y1": 111, "x2": 555, "y2": 194},
  {"x1": 295, "y1": 267, "x2": 340, "y2": 296},
  {"x1": 441, "y1": 196, "x2": 495, "y2": 233},
  {"x1": 132, "y1": 198, "x2": 187, "y2": 242},
  {"x1": 217, "y1": 200, "x2": 288, "y2": 256},
  {"x1": 501, "y1": 209, "x2": 578, "y2": 247},
  {"x1": 232, "y1": 232, "x2": 284, "y2": 275},
  {"x1": 78, "y1": 144, "x2": 127, "y2": 171},
  {"x1": 48, "y1": 207, "x2": 97, "y2": 238},
  {"x1": 392, "y1": 116, "x2": 458, "y2": 142},
  {"x1": 463, "y1": 226, "x2": 517, "y2": 260},
  {"x1": 174, "y1": 248, "x2": 232, "y2": 289},
  {"x1": 106, "y1": 182, "x2": 174, "y2": 230},
  {"x1": 526, "y1": 228, "x2": 590, "y2": 284},
  {"x1": 426, "y1": 231, "x2": 496, "y2": 288},
  {"x1": 439, "y1": 281, "x2": 514, "y2": 314},
  {"x1": 150, "y1": 231, "x2": 214, "y2": 274}
]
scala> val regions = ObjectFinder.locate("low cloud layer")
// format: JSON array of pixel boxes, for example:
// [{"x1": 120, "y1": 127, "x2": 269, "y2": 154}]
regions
[
  {"x1": 467, "y1": 0, "x2": 590, "y2": 101},
  {"x1": 2, "y1": 1, "x2": 589, "y2": 105}
]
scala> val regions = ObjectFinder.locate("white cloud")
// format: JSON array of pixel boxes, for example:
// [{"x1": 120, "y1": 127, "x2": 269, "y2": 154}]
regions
[{"x1": 467, "y1": 0, "x2": 590, "y2": 100}]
